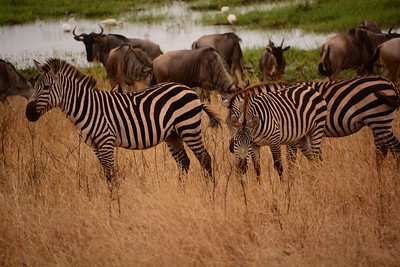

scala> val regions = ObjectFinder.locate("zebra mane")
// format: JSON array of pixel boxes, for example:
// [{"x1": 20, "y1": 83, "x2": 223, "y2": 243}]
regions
[
  {"x1": 227, "y1": 82, "x2": 285, "y2": 109},
  {"x1": 44, "y1": 58, "x2": 98, "y2": 89}
]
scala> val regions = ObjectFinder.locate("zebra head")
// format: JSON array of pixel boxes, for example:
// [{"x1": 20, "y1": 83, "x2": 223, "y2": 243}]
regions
[
  {"x1": 230, "y1": 113, "x2": 260, "y2": 174},
  {"x1": 26, "y1": 59, "x2": 63, "y2": 122}
]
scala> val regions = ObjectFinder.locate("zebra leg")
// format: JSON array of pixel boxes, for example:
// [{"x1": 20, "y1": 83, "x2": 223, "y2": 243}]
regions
[
  {"x1": 286, "y1": 143, "x2": 298, "y2": 173},
  {"x1": 179, "y1": 129, "x2": 214, "y2": 180},
  {"x1": 250, "y1": 145, "x2": 261, "y2": 182},
  {"x1": 270, "y1": 144, "x2": 284, "y2": 180},
  {"x1": 165, "y1": 132, "x2": 190, "y2": 184},
  {"x1": 93, "y1": 146, "x2": 115, "y2": 182},
  {"x1": 374, "y1": 131, "x2": 400, "y2": 169},
  {"x1": 386, "y1": 132, "x2": 400, "y2": 169}
]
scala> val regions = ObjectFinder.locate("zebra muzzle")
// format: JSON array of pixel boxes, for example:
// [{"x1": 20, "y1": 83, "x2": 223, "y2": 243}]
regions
[{"x1": 26, "y1": 101, "x2": 41, "y2": 122}]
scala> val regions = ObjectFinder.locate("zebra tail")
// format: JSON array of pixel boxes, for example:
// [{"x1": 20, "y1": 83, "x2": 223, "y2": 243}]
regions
[
  {"x1": 202, "y1": 104, "x2": 222, "y2": 128},
  {"x1": 375, "y1": 91, "x2": 400, "y2": 107}
]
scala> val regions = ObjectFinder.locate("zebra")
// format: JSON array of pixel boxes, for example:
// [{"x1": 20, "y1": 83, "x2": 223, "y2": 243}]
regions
[
  {"x1": 26, "y1": 58, "x2": 221, "y2": 184},
  {"x1": 300, "y1": 75, "x2": 400, "y2": 168},
  {"x1": 226, "y1": 75, "x2": 400, "y2": 170},
  {"x1": 227, "y1": 83, "x2": 327, "y2": 179}
]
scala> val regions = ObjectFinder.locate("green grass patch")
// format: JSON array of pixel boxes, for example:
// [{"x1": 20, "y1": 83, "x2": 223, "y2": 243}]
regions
[{"x1": 204, "y1": 0, "x2": 400, "y2": 32}]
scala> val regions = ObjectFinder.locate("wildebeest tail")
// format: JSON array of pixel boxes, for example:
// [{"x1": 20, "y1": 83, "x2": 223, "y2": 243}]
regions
[
  {"x1": 202, "y1": 104, "x2": 222, "y2": 128},
  {"x1": 364, "y1": 46, "x2": 381, "y2": 74},
  {"x1": 150, "y1": 64, "x2": 157, "y2": 86},
  {"x1": 374, "y1": 90, "x2": 400, "y2": 107},
  {"x1": 318, "y1": 44, "x2": 332, "y2": 76}
]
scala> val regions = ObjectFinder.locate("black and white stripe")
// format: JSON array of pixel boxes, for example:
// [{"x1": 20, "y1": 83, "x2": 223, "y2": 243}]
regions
[
  {"x1": 227, "y1": 83, "x2": 327, "y2": 179},
  {"x1": 300, "y1": 75, "x2": 400, "y2": 167},
  {"x1": 26, "y1": 58, "x2": 221, "y2": 181},
  {"x1": 227, "y1": 76, "x2": 400, "y2": 169}
]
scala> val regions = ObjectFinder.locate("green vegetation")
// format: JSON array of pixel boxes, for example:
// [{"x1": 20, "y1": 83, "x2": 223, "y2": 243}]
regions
[
  {"x1": 0, "y1": 0, "x2": 168, "y2": 25},
  {"x1": 1, "y1": 0, "x2": 399, "y2": 33},
  {"x1": 226, "y1": 0, "x2": 400, "y2": 32}
]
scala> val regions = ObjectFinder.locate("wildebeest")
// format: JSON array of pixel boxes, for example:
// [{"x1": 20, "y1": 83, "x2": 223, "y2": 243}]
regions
[
  {"x1": 358, "y1": 19, "x2": 382, "y2": 33},
  {"x1": 73, "y1": 25, "x2": 162, "y2": 64},
  {"x1": 259, "y1": 39, "x2": 290, "y2": 82},
  {"x1": 365, "y1": 38, "x2": 400, "y2": 83},
  {"x1": 106, "y1": 44, "x2": 153, "y2": 92},
  {"x1": 151, "y1": 47, "x2": 241, "y2": 101},
  {"x1": 191, "y1": 32, "x2": 245, "y2": 87},
  {"x1": 0, "y1": 59, "x2": 33, "y2": 102},
  {"x1": 318, "y1": 27, "x2": 398, "y2": 81}
]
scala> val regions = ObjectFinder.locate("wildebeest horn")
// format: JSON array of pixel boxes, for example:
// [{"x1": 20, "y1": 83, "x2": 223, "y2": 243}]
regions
[
  {"x1": 98, "y1": 24, "x2": 104, "y2": 35},
  {"x1": 268, "y1": 39, "x2": 274, "y2": 48},
  {"x1": 281, "y1": 38, "x2": 285, "y2": 47},
  {"x1": 72, "y1": 26, "x2": 85, "y2": 40},
  {"x1": 388, "y1": 26, "x2": 394, "y2": 35}
]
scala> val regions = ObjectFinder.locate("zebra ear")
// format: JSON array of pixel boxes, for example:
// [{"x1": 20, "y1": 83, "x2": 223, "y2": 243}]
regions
[
  {"x1": 230, "y1": 115, "x2": 241, "y2": 128},
  {"x1": 33, "y1": 60, "x2": 46, "y2": 74},
  {"x1": 248, "y1": 115, "x2": 260, "y2": 128}
]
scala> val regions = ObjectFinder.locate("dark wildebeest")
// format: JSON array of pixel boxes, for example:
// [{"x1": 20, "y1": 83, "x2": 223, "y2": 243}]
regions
[
  {"x1": 0, "y1": 59, "x2": 33, "y2": 103},
  {"x1": 191, "y1": 32, "x2": 245, "y2": 87},
  {"x1": 358, "y1": 19, "x2": 382, "y2": 33},
  {"x1": 73, "y1": 25, "x2": 162, "y2": 64},
  {"x1": 106, "y1": 44, "x2": 153, "y2": 92},
  {"x1": 318, "y1": 27, "x2": 398, "y2": 81},
  {"x1": 365, "y1": 38, "x2": 400, "y2": 83},
  {"x1": 259, "y1": 39, "x2": 290, "y2": 82},
  {"x1": 151, "y1": 47, "x2": 241, "y2": 101}
]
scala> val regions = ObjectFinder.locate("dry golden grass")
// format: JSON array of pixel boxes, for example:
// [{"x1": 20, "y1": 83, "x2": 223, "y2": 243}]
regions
[{"x1": 1, "y1": 82, "x2": 400, "y2": 266}]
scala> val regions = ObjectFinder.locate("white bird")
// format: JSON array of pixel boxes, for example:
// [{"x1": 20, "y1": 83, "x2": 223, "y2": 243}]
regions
[
  {"x1": 62, "y1": 23, "x2": 72, "y2": 32},
  {"x1": 221, "y1": 6, "x2": 229, "y2": 13},
  {"x1": 100, "y1": 18, "x2": 123, "y2": 27},
  {"x1": 227, "y1": 14, "x2": 236, "y2": 25}
]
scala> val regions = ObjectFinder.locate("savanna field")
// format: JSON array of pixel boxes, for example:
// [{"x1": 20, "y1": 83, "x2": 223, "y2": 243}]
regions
[
  {"x1": 2, "y1": 0, "x2": 400, "y2": 266},
  {"x1": 1, "y1": 77, "x2": 400, "y2": 266}
]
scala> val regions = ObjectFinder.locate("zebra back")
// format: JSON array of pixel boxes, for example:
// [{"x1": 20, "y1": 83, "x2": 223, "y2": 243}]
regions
[{"x1": 297, "y1": 75, "x2": 400, "y2": 137}]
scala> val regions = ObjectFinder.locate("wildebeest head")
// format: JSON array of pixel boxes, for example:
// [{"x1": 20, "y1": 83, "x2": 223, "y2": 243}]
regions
[
  {"x1": 0, "y1": 59, "x2": 34, "y2": 102},
  {"x1": 73, "y1": 25, "x2": 105, "y2": 62},
  {"x1": 259, "y1": 39, "x2": 290, "y2": 81},
  {"x1": 267, "y1": 39, "x2": 290, "y2": 72},
  {"x1": 358, "y1": 19, "x2": 382, "y2": 33}
]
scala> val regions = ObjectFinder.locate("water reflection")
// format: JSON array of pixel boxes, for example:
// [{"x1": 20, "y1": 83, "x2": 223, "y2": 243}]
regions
[{"x1": 0, "y1": 2, "x2": 330, "y2": 68}]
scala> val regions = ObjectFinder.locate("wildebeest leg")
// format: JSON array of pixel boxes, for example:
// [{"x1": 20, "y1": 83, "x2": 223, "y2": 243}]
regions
[
  {"x1": 269, "y1": 144, "x2": 284, "y2": 180},
  {"x1": 232, "y1": 62, "x2": 244, "y2": 87},
  {"x1": 165, "y1": 131, "x2": 190, "y2": 186},
  {"x1": 250, "y1": 145, "x2": 261, "y2": 183},
  {"x1": 394, "y1": 63, "x2": 400, "y2": 83}
]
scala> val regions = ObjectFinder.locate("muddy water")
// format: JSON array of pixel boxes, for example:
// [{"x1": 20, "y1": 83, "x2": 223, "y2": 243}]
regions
[{"x1": 0, "y1": 2, "x2": 330, "y2": 68}]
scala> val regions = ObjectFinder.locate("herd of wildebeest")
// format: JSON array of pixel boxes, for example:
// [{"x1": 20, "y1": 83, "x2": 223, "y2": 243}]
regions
[{"x1": 1, "y1": 18, "x2": 400, "y2": 186}]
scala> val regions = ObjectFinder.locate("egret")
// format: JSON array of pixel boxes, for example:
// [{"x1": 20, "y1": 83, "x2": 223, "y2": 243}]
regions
[
  {"x1": 227, "y1": 14, "x2": 236, "y2": 25},
  {"x1": 62, "y1": 23, "x2": 71, "y2": 32}
]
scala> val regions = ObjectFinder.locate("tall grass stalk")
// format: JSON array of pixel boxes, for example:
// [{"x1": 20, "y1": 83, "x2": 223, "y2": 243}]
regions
[{"x1": 1, "y1": 80, "x2": 399, "y2": 265}]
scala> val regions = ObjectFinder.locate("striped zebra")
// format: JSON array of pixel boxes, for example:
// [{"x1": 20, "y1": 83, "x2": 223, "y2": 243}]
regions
[
  {"x1": 227, "y1": 75, "x2": 400, "y2": 170},
  {"x1": 301, "y1": 75, "x2": 400, "y2": 168},
  {"x1": 26, "y1": 58, "x2": 221, "y2": 183},
  {"x1": 227, "y1": 83, "x2": 327, "y2": 179}
]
